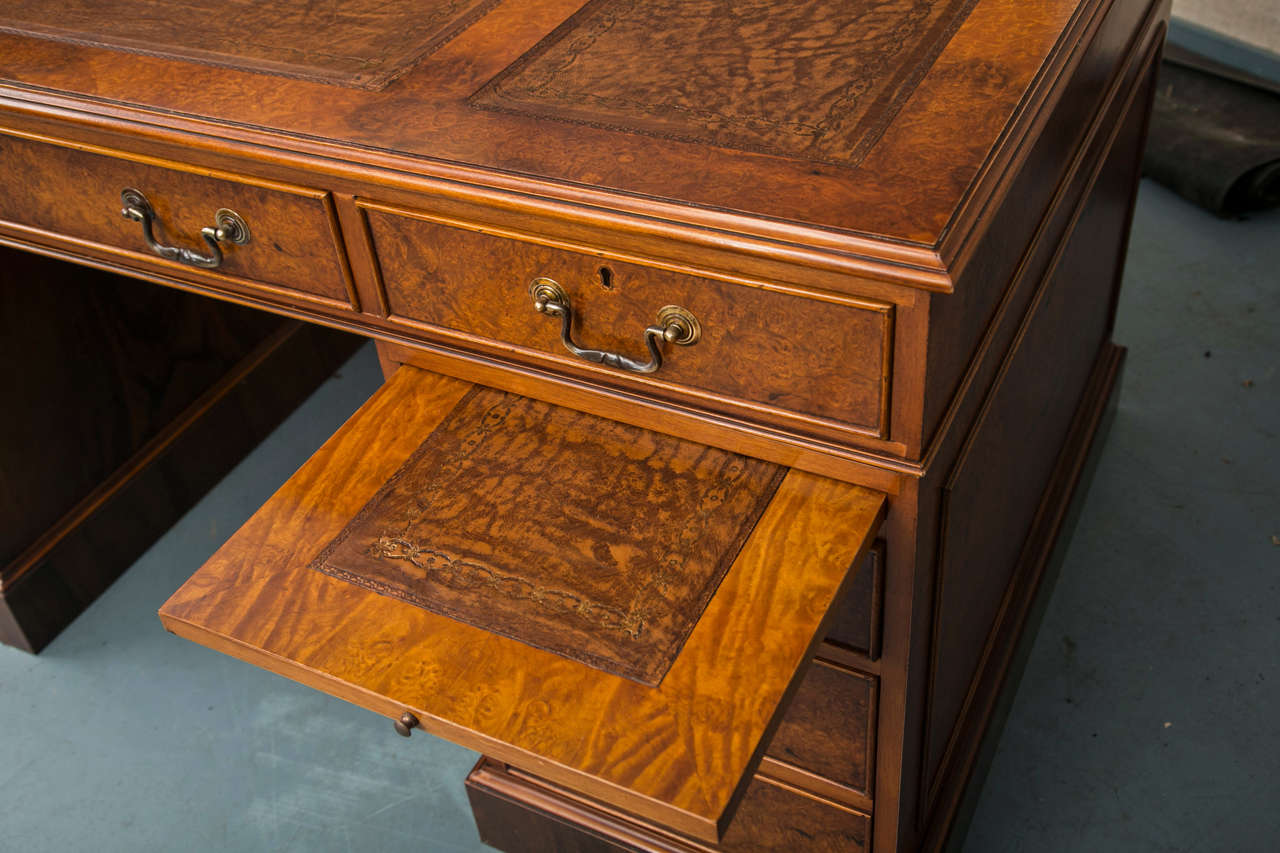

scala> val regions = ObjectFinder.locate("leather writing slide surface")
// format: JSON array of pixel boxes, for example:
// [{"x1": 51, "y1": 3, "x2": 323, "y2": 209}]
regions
[
  {"x1": 159, "y1": 366, "x2": 885, "y2": 841},
  {"x1": 0, "y1": 0, "x2": 499, "y2": 89},
  {"x1": 312, "y1": 385, "x2": 785, "y2": 686}
]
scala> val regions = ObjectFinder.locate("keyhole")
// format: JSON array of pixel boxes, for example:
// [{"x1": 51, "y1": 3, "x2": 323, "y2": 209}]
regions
[{"x1": 598, "y1": 266, "x2": 614, "y2": 291}]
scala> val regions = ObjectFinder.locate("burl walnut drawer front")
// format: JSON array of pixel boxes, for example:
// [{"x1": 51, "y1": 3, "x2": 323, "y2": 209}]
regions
[
  {"x1": 159, "y1": 365, "x2": 885, "y2": 844},
  {"x1": 763, "y1": 659, "x2": 877, "y2": 809},
  {"x1": 826, "y1": 541, "x2": 884, "y2": 661},
  {"x1": 0, "y1": 131, "x2": 355, "y2": 309},
  {"x1": 361, "y1": 201, "x2": 894, "y2": 443},
  {"x1": 468, "y1": 757, "x2": 871, "y2": 853}
]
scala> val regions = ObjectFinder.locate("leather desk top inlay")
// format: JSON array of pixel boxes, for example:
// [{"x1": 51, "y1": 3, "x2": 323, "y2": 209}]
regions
[
  {"x1": 312, "y1": 386, "x2": 785, "y2": 686},
  {"x1": 473, "y1": 0, "x2": 979, "y2": 167},
  {"x1": 0, "y1": 0, "x2": 499, "y2": 89}
]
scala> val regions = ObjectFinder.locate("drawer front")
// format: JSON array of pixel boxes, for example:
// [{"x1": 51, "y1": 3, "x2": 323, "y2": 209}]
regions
[
  {"x1": 362, "y1": 202, "x2": 894, "y2": 441},
  {"x1": 467, "y1": 757, "x2": 871, "y2": 853},
  {"x1": 763, "y1": 659, "x2": 877, "y2": 806},
  {"x1": 826, "y1": 540, "x2": 884, "y2": 661},
  {"x1": 0, "y1": 131, "x2": 355, "y2": 309},
  {"x1": 159, "y1": 365, "x2": 886, "y2": 844}
]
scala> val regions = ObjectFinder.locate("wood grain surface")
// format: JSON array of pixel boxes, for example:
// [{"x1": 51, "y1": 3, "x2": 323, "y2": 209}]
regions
[
  {"x1": 474, "y1": 0, "x2": 977, "y2": 168},
  {"x1": 0, "y1": 0, "x2": 499, "y2": 89},
  {"x1": 159, "y1": 365, "x2": 885, "y2": 842},
  {"x1": 0, "y1": 131, "x2": 355, "y2": 307},
  {"x1": 313, "y1": 385, "x2": 784, "y2": 686},
  {"x1": 924, "y1": 50, "x2": 1153, "y2": 801},
  {"x1": 0, "y1": 0, "x2": 1170, "y2": 849},
  {"x1": 825, "y1": 541, "x2": 884, "y2": 661},
  {"x1": 0, "y1": 249, "x2": 274, "y2": 571},
  {"x1": 0, "y1": 0, "x2": 1097, "y2": 256},
  {"x1": 365, "y1": 203, "x2": 894, "y2": 438},
  {"x1": 764, "y1": 659, "x2": 876, "y2": 799},
  {"x1": 468, "y1": 758, "x2": 871, "y2": 852},
  {"x1": 0, "y1": 247, "x2": 361, "y2": 651},
  {"x1": 922, "y1": 0, "x2": 1159, "y2": 442}
]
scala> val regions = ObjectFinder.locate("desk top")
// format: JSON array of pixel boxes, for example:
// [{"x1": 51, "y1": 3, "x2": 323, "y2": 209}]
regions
[{"x1": 0, "y1": 0, "x2": 1118, "y2": 287}]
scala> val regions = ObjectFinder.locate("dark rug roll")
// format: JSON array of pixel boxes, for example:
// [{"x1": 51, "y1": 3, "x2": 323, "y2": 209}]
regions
[{"x1": 1143, "y1": 44, "x2": 1280, "y2": 216}]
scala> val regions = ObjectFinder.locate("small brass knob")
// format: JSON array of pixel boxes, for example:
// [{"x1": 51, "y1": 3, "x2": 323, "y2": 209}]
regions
[{"x1": 394, "y1": 711, "x2": 419, "y2": 737}]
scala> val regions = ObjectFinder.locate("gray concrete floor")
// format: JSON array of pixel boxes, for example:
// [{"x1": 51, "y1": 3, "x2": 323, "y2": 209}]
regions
[{"x1": 0, "y1": 180, "x2": 1275, "y2": 853}]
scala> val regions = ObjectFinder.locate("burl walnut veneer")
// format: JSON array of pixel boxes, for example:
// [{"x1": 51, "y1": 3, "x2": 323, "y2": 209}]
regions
[{"x1": 0, "y1": 0, "x2": 1168, "y2": 849}]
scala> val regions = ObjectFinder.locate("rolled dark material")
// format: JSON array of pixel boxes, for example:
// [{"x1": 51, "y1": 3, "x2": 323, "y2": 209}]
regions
[{"x1": 1143, "y1": 44, "x2": 1280, "y2": 216}]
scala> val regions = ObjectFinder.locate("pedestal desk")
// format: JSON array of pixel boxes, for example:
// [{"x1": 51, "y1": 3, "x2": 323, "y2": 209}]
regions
[{"x1": 0, "y1": 1, "x2": 1168, "y2": 850}]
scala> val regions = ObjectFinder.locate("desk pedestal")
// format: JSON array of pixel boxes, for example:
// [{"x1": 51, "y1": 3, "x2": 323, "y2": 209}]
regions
[{"x1": 0, "y1": 249, "x2": 359, "y2": 652}]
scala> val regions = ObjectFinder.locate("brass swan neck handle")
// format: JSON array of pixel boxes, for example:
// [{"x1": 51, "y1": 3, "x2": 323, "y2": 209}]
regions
[
  {"x1": 529, "y1": 277, "x2": 700, "y2": 375},
  {"x1": 120, "y1": 187, "x2": 250, "y2": 270}
]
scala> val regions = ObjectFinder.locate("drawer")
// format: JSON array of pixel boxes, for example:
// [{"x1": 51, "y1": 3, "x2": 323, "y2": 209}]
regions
[
  {"x1": 361, "y1": 201, "x2": 894, "y2": 443},
  {"x1": 467, "y1": 757, "x2": 871, "y2": 852},
  {"x1": 159, "y1": 365, "x2": 885, "y2": 844},
  {"x1": 0, "y1": 130, "x2": 355, "y2": 309},
  {"x1": 825, "y1": 540, "x2": 884, "y2": 661},
  {"x1": 763, "y1": 659, "x2": 877, "y2": 807}
]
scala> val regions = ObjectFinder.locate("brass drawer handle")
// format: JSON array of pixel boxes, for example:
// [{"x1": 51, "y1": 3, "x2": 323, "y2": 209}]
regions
[
  {"x1": 120, "y1": 187, "x2": 250, "y2": 269},
  {"x1": 529, "y1": 277, "x2": 700, "y2": 375}
]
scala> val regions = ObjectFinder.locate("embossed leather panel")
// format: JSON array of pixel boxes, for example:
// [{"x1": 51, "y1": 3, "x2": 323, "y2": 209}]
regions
[
  {"x1": 0, "y1": 0, "x2": 498, "y2": 89},
  {"x1": 473, "y1": 0, "x2": 978, "y2": 167},
  {"x1": 312, "y1": 386, "x2": 784, "y2": 685}
]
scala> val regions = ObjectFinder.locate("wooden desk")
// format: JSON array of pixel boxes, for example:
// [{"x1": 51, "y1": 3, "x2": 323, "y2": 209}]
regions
[{"x1": 0, "y1": 1, "x2": 1168, "y2": 849}]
